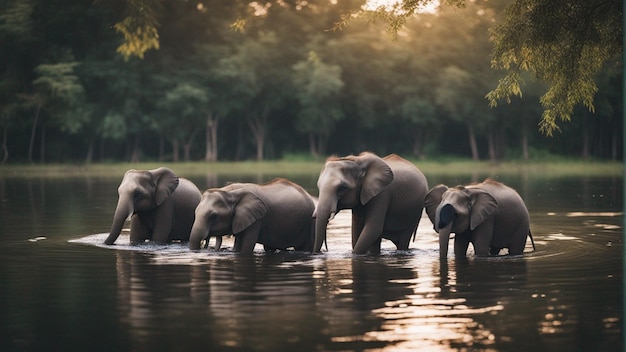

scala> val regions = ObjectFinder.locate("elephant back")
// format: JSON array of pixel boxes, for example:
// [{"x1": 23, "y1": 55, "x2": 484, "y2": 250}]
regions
[
  {"x1": 261, "y1": 178, "x2": 315, "y2": 213},
  {"x1": 384, "y1": 155, "x2": 429, "y2": 200}
]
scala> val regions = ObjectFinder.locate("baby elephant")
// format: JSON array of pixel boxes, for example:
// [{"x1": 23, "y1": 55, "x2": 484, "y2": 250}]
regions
[
  {"x1": 189, "y1": 178, "x2": 316, "y2": 253},
  {"x1": 425, "y1": 178, "x2": 535, "y2": 258},
  {"x1": 104, "y1": 167, "x2": 201, "y2": 245}
]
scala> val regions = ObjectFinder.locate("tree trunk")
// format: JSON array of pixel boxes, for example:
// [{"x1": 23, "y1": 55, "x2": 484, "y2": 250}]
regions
[
  {"x1": 183, "y1": 143, "x2": 192, "y2": 161},
  {"x1": 413, "y1": 137, "x2": 423, "y2": 160},
  {"x1": 235, "y1": 120, "x2": 245, "y2": 161},
  {"x1": 317, "y1": 133, "x2": 328, "y2": 158},
  {"x1": 183, "y1": 128, "x2": 199, "y2": 161},
  {"x1": 521, "y1": 126, "x2": 529, "y2": 161},
  {"x1": 39, "y1": 120, "x2": 46, "y2": 164},
  {"x1": 611, "y1": 131, "x2": 618, "y2": 160},
  {"x1": 249, "y1": 107, "x2": 268, "y2": 161},
  {"x1": 581, "y1": 116, "x2": 590, "y2": 160},
  {"x1": 1, "y1": 125, "x2": 8, "y2": 164},
  {"x1": 487, "y1": 127, "x2": 496, "y2": 162},
  {"x1": 467, "y1": 123, "x2": 479, "y2": 161},
  {"x1": 158, "y1": 135, "x2": 165, "y2": 162},
  {"x1": 85, "y1": 137, "x2": 94, "y2": 164},
  {"x1": 309, "y1": 133, "x2": 318, "y2": 159},
  {"x1": 205, "y1": 113, "x2": 219, "y2": 162},
  {"x1": 130, "y1": 134, "x2": 140, "y2": 162},
  {"x1": 171, "y1": 138, "x2": 179, "y2": 162},
  {"x1": 28, "y1": 103, "x2": 42, "y2": 163}
]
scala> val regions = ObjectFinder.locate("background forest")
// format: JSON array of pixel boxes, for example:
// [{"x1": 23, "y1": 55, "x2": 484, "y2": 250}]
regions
[{"x1": 0, "y1": 0, "x2": 622, "y2": 164}]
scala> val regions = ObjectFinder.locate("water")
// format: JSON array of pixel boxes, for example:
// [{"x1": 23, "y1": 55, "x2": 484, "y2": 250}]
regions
[{"x1": 0, "y1": 172, "x2": 622, "y2": 351}]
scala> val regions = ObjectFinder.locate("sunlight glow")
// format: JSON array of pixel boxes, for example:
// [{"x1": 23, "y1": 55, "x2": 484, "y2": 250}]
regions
[{"x1": 363, "y1": 0, "x2": 439, "y2": 14}]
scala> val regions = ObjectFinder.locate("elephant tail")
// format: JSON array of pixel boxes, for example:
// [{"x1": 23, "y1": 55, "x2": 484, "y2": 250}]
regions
[{"x1": 528, "y1": 230, "x2": 536, "y2": 251}]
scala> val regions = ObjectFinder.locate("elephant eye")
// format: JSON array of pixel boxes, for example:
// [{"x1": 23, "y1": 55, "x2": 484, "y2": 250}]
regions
[
  {"x1": 133, "y1": 190, "x2": 143, "y2": 200},
  {"x1": 208, "y1": 213, "x2": 218, "y2": 221},
  {"x1": 337, "y1": 183, "x2": 349, "y2": 194}
]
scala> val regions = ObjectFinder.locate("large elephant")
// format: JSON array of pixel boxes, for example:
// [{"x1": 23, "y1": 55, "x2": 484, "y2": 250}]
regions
[
  {"x1": 313, "y1": 152, "x2": 428, "y2": 254},
  {"x1": 104, "y1": 167, "x2": 201, "y2": 245},
  {"x1": 189, "y1": 178, "x2": 316, "y2": 253},
  {"x1": 424, "y1": 178, "x2": 535, "y2": 258}
]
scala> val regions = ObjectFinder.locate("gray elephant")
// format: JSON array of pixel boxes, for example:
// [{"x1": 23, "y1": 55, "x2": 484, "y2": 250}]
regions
[
  {"x1": 189, "y1": 178, "x2": 315, "y2": 253},
  {"x1": 424, "y1": 178, "x2": 535, "y2": 258},
  {"x1": 104, "y1": 167, "x2": 201, "y2": 245},
  {"x1": 313, "y1": 152, "x2": 429, "y2": 254},
  {"x1": 199, "y1": 182, "x2": 253, "y2": 250}
]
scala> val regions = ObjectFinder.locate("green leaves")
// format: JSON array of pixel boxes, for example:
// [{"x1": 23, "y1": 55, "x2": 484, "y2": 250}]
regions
[
  {"x1": 292, "y1": 51, "x2": 344, "y2": 135},
  {"x1": 487, "y1": 0, "x2": 621, "y2": 136},
  {"x1": 114, "y1": 0, "x2": 160, "y2": 60},
  {"x1": 32, "y1": 62, "x2": 86, "y2": 133}
]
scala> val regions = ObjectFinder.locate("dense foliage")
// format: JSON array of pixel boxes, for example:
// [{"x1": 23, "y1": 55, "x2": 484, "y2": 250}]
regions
[{"x1": 0, "y1": 0, "x2": 621, "y2": 163}]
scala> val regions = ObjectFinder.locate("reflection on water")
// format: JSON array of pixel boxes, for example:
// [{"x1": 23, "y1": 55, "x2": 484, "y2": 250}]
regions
[{"x1": 0, "y1": 174, "x2": 622, "y2": 351}]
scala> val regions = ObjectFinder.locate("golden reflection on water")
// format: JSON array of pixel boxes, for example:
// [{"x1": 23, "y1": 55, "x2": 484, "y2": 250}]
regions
[{"x1": 320, "y1": 209, "x2": 508, "y2": 350}]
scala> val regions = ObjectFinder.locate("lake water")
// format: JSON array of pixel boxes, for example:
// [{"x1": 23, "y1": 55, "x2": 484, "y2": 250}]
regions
[{"x1": 0, "y1": 170, "x2": 622, "y2": 351}]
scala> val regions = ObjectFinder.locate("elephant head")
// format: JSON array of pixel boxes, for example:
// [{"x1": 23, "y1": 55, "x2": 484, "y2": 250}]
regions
[
  {"x1": 189, "y1": 189, "x2": 268, "y2": 250},
  {"x1": 312, "y1": 152, "x2": 393, "y2": 252},
  {"x1": 104, "y1": 167, "x2": 179, "y2": 245},
  {"x1": 425, "y1": 184, "x2": 497, "y2": 258}
]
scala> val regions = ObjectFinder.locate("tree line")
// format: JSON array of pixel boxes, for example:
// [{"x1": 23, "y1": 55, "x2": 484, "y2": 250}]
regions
[{"x1": 0, "y1": 0, "x2": 621, "y2": 164}]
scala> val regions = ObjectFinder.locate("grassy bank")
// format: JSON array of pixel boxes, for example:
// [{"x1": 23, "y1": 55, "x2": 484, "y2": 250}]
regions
[{"x1": 0, "y1": 159, "x2": 622, "y2": 178}]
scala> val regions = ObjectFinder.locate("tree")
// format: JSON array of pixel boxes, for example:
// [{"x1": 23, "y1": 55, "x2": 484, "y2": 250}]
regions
[
  {"x1": 435, "y1": 65, "x2": 482, "y2": 160},
  {"x1": 161, "y1": 83, "x2": 206, "y2": 161},
  {"x1": 292, "y1": 51, "x2": 344, "y2": 158},
  {"x1": 24, "y1": 62, "x2": 85, "y2": 163},
  {"x1": 486, "y1": 0, "x2": 622, "y2": 136},
  {"x1": 217, "y1": 30, "x2": 294, "y2": 161},
  {"x1": 0, "y1": 0, "x2": 35, "y2": 163}
]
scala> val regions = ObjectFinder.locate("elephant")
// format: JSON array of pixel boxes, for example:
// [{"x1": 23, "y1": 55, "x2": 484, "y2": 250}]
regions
[
  {"x1": 313, "y1": 152, "x2": 429, "y2": 255},
  {"x1": 189, "y1": 178, "x2": 316, "y2": 253},
  {"x1": 199, "y1": 182, "x2": 253, "y2": 250},
  {"x1": 424, "y1": 178, "x2": 535, "y2": 258},
  {"x1": 104, "y1": 167, "x2": 202, "y2": 245}
]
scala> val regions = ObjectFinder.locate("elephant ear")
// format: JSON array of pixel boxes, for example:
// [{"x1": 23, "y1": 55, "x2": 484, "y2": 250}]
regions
[
  {"x1": 359, "y1": 153, "x2": 394, "y2": 204},
  {"x1": 425, "y1": 185, "x2": 448, "y2": 226},
  {"x1": 232, "y1": 191, "x2": 268, "y2": 234},
  {"x1": 469, "y1": 190, "x2": 497, "y2": 231},
  {"x1": 151, "y1": 167, "x2": 180, "y2": 206}
]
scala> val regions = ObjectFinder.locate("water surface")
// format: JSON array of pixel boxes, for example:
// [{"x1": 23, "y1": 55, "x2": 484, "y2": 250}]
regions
[{"x1": 0, "y1": 172, "x2": 621, "y2": 351}]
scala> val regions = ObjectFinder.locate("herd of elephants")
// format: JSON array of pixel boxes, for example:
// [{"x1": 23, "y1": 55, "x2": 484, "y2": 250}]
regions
[{"x1": 103, "y1": 152, "x2": 535, "y2": 257}]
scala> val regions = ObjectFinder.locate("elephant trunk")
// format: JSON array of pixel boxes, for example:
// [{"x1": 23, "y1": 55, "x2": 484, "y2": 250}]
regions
[
  {"x1": 313, "y1": 201, "x2": 335, "y2": 253},
  {"x1": 189, "y1": 222, "x2": 209, "y2": 250},
  {"x1": 438, "y1": 224, "x2": 452, "y2": 258},
  {"x1": 104, "y1": 197, "x2": 133, "y2": 245}
]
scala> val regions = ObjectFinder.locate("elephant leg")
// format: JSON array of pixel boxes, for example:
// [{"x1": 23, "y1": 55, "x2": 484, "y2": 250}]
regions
[
  {"x1": 471, "y1": 222, "x2": 494, "y2": 256},
  {"x1": 508, "y1": 230, "x2": 529, "y2": 255},
  {"x1": 367, "y1": 238, "x2": 382, "y2": 255},
  {"x1": 130, "y1": 215, "x2": 150, "y2": 244},
  {"x1": 151, "y1": 202, "x2": 174, "y2": 244},
  {"x1": 454, "y1": 231, "x2": 471, "y2": 257},
  {"x1": 234, "y1": 221, "x2": 261, "y2": 253},
  {"x1": 351, "y1": 210, "x2": 365, "y2": 249},
  {"x1": 233, "y1": 237, "x2": 242, "y2": 252},
  {"x1": 392, "y1": 229, "x2": 413, "y2": 250},
  {"x1": 353, "y1": 206, "x2": 386, "y2": 255}
]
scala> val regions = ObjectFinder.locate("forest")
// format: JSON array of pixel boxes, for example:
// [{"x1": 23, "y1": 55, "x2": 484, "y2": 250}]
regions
[{"x1": 0, "y1": 0, "x2": 622, "y2": 163}]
